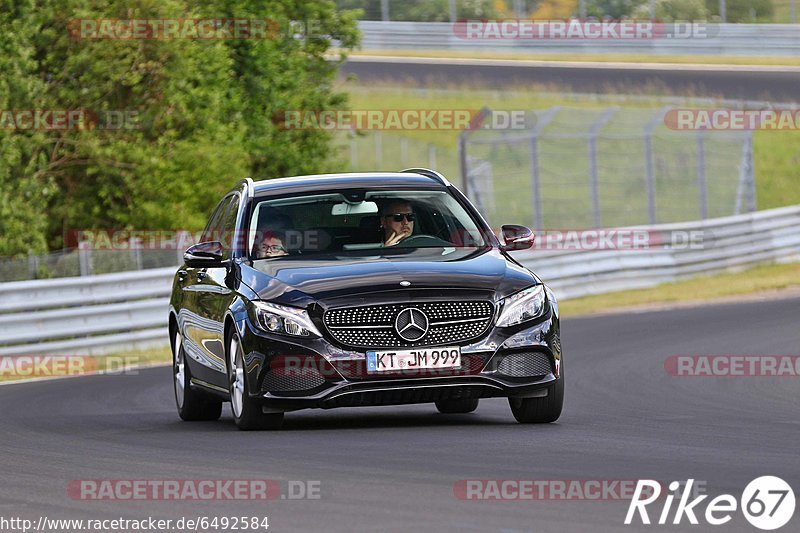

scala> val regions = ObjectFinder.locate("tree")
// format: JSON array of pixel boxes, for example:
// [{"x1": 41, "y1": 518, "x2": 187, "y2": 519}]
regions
[
  {"x1": 584, "y1": 0, "x2": 648, "y2": 18},
  {"x1": 633, "y1": 0, "x2": 709, "y2": 20},
  {"x1": 335, "y1": 0, "x2": 501, "y2": 21},
  {"x1": 705, "y1": 0, "x2": 774, "y2": 22},
  {"x1": 532, "y1": 0, "x2": 579, "y2": 18},
  {"x1": 0, "y1": 0, "x2": 359, "y2": 255}
]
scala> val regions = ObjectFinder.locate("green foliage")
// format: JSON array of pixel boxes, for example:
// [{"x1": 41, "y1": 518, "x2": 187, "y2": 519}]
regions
[
  {"x1": 0, "y1": 0, "x2": 359, "y2": 255},
  {"x1": 335, "y1": 0, "x2": 500, "y2": 21},
  {"x1": 585, "y1": 0, "x2": 648, "y2": 18},
  {"x1": 633, "y1": 0, "x2": 709, "y2": 20},
  {"x1": 705, "y1": 0, "x2": 774, "y2": 22}
]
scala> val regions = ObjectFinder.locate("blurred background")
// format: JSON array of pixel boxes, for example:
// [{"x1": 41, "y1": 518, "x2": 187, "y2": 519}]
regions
[{"x1": 0, "y1": 0, "x2": 798, "y2": 358}]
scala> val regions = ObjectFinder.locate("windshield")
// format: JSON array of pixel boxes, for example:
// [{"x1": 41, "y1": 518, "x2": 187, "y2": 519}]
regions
[{"x1": 247, "y1": 189, "x2": 488, "y2": 259}]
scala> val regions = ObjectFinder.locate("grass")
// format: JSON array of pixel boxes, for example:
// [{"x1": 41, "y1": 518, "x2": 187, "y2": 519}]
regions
[
  {"x1": 341, "y1": 83, "x2": 800, "y2": 215},
  {"x1": 0, "y1": 346, "x2": 171, "y2": 383},
  {"x1": 350, "y1": 49, "x2": 800, "y2": 67},
  {"x1": 559, "y1": 261, "x2": 800, "y2": 317}
]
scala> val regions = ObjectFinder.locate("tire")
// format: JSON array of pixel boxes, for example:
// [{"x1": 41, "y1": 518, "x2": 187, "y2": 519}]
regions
[
  {"x1": 508, "y1": 371, "x2": 564, "y2": 424},
  {"x1": 173, "y1": 330, "x2": 222, "y2": 421},
  {"x1": 228, "y1": 332, "x2": 284, "y2": 431},
  {"x1": 435, "y1": 398, "x2": 479, "y2": 414}
]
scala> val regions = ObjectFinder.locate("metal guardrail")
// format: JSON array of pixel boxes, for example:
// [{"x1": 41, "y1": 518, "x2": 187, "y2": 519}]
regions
[
  {"x1": 0, "y1": 205, "x2": 799, "y2": 356},
  {"x1": 358, "y1": 21, "x2": 800, "y2": 57}
]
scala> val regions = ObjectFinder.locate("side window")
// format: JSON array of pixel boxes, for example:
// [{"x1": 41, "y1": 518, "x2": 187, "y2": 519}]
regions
[
  {"x1": 200, "y1": 197, "x2": 230, "y2": 243},
  {"x1": 220, "y1": 195, "x2": 240, "y2": 258}
]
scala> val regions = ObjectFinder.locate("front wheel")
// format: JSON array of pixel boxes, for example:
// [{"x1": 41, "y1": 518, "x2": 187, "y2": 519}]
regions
[
  {"x1": 228, "y1": 332, "x2": 284, "y2": 431},
  {"x1": 173, "y1": 330, "x2": 222, "y2": 421},
  {"x1": 508, "y1": 371, "x2": 564, "y2": 424}
]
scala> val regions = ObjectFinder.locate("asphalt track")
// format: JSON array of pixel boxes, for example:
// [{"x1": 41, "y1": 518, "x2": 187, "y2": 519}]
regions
[
  {"x1": 341, "y1": 56, "x2": 800, "y2": 102},
  {"x1": 1, "y1": 296, "x2": 798, "y2": 532}
]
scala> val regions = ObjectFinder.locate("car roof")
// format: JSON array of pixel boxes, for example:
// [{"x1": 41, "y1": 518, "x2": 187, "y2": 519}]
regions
[{"x1": 251, "y1": 172, "x2": 448, "y2": 196}]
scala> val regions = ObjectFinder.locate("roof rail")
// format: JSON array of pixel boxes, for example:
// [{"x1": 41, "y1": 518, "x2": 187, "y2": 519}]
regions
[{"x1": 400, "y1": 168, "x2": 451, "y2": 187}]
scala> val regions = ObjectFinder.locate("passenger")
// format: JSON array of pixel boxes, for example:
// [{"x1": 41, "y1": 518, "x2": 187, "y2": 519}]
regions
[
  {"x1": 253, "y1": 230, "x2": 288, "y2": 258},
  {"x1": 380, "y1": 200, "x2": 415, "y2": 246}
]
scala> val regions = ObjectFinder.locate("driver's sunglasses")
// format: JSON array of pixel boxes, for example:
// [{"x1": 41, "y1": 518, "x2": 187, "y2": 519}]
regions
[{"x1": 384, "y1": 213, "x2": 416, "y2": 222}]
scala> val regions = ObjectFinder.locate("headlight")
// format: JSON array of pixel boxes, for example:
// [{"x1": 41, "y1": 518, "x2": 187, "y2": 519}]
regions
[
  {"x1": 496, "y1": 285, "x2": 546, "y2": 327},
  {"x1": 252, "y1": 301, "x2": 322, "y2": 338}
]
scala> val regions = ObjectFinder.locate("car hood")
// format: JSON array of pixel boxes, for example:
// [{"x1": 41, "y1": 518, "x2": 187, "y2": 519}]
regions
[{"x1": 241, "y1": 247, "x2": 538, "y2": 308}]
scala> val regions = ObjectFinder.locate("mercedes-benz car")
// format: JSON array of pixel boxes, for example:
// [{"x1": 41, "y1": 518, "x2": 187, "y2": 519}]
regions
[{"x1": 168, "y1": 169, "x2": 563, "y2": 430}]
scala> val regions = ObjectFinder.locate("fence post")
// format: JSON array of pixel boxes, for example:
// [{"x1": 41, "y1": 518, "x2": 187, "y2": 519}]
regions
[
  {"x1": 78, "y1": 242, "x2": 93, "y2": 276},
  {"x1": 27, "y1": 252, "x2": 39, "y2": 280},
  {"x1": 350, "y1": 135, "x2": 357, "y2": 170},
  {"x1": 696, "y1": 131, "x2": 708, "y2": 219},
  {"x1": 745, "y1": 133, "x2": 756, "y2": 212},
  {"x1": 428, "y1": 143, "x2": 436, "y2": 169},
  {"x1": 458, "y1": 107, "x2": 492, "y2": 195},
  {"x1": 374, "y1": 132, "x2": 382, "y2": 167},
  {"x1": 130, "y1": 237, "x2": 143, "y2": 270},
  {"x1": 399, "y1": 137, "x2": 408, "y2": 167},
  {"x1": 458, "y1": 132, "x2": 468, "y2": 195},
  {"x1": 529, "y1": 107, "x2": 560, "y2": 230},
  {"x1": 644, "y1": 108, "x2": 668, "y2": 225},
  {"x1": 587, "y1": 108, "x2": 617, "y2": 228}
]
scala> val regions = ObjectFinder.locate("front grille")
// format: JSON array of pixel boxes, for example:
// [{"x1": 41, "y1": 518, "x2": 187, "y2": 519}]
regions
[
  {"x1": 261, "y1": 368, "x2": 326, "y2": 393},
  {"x1": 323, "y1": 301, "x2": 494, "y2": 348},
  {"x1": 495, "y1": 352, "x2": 553, "y2": 378}
]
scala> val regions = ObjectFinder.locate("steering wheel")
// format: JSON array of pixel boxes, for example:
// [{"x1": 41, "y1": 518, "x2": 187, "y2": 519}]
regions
[{"x1": 395, "y1": 234, "x2": 453, "y2": 247}]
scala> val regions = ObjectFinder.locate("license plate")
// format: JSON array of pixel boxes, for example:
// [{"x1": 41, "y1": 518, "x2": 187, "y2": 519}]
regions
[{"x1": 366, "y1": 347, "x2": 461, "y2": 373}]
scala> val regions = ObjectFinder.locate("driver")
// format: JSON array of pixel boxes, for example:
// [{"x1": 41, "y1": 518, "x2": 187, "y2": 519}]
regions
[{"x1": 380, "y1": 200, "x2": 415, "y2": 247}]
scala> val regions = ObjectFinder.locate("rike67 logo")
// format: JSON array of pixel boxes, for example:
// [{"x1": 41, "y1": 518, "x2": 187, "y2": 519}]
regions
[{"x1": 626, "y1": 477, "x2": 795, "y2": 530}]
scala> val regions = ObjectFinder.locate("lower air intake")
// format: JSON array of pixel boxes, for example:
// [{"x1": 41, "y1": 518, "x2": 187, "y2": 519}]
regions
[{"x1": 496, "y1": 352, "x2": 553, "y2": 378}]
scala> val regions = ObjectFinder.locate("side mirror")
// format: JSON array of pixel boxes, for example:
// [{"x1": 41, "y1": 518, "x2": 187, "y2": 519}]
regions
[
  {"x1": 500, "y1": 225, "x2": 535, "y2": 251},
  {"x1": 184, "y1": 241, "x2": 224, "y2": 268}
]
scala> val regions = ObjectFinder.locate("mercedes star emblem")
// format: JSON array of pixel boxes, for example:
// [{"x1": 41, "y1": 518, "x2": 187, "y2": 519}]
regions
[{"x1": 394, "y1": 307, "x2": 429, "y2": 342}]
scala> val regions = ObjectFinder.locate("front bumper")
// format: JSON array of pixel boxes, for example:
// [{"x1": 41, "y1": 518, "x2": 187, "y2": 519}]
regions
[{"x1": 238, "y1": 306, "x2": 562, "y2": 411}]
